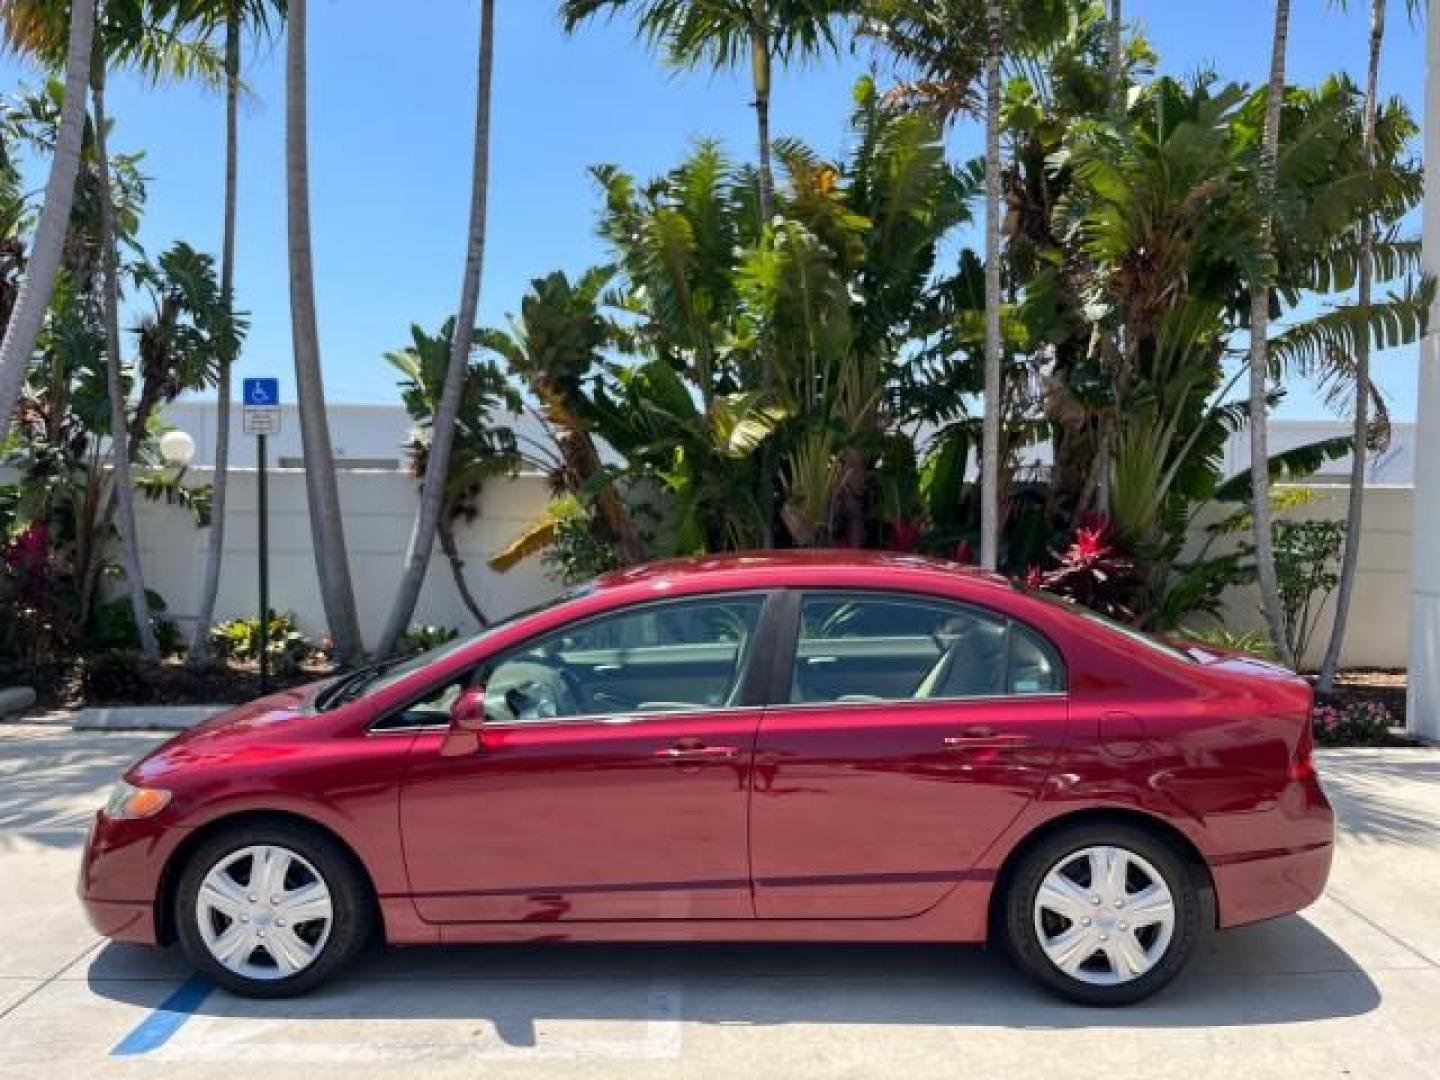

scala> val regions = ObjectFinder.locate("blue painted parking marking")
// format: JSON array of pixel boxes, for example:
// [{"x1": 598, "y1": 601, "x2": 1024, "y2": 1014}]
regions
[{"x1": 110, "y1": 975, "x2": 213, "y2": 1057}]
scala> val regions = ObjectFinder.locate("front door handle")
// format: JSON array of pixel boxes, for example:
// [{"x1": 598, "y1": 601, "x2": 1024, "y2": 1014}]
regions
[{"x1": 654, "y1": 743, "x2": 740, "y2": 761}]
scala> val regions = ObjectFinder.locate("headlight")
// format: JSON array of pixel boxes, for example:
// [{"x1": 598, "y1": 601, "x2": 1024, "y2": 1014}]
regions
[{"x1": 103, "y1": 780, "x2": 172, "y2": 820}]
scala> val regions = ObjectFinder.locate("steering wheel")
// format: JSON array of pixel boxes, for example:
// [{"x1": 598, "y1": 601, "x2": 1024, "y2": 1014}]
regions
[{"x1": 493, "y1": 660, "x2": 581, "y2": 722}]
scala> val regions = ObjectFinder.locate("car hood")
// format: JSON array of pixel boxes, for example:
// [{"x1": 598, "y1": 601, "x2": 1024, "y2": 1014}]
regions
[{"x1": 127, "y1": 678, "x2": 333, "y2": 784}]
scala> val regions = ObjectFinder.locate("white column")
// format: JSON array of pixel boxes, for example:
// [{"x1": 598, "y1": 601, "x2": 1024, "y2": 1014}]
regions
[{"x1": 1408, "y1": 0, "x2": 1440, "y2": 740}]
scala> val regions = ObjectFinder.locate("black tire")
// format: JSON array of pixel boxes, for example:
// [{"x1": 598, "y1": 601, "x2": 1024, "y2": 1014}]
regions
[
  {"x1": 1002, "y1": 822, "x2": 1200, "y2": 1006},
  {"x1": 174, "y1": 819, "x2": 374, "y2": 998}
]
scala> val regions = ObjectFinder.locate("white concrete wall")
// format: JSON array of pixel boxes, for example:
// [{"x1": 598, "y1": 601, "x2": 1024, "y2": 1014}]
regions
[
  {"x1": 18, "y1": 461, "x2": 1414, "y2": 667},
  {"x1": 134, "y1": 468, "x2": 562, "y2": 646},
  {"x1": 1199, "y1": 484, "x2": 1413, "y2": 670}
]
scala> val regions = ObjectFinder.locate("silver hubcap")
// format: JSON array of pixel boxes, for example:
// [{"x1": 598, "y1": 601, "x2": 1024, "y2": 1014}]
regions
[
  {"x1": 1033, "y1": 845, "x2": 1176, "y2": 986},
  {"x1": 196, "y1": 844, "x2": 333, "y2": 981}
]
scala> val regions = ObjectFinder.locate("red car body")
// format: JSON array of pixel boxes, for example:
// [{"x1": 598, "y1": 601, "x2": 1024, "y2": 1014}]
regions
[{"x1": 81, "y1": 552, "x2": 1333, "y2": 953}]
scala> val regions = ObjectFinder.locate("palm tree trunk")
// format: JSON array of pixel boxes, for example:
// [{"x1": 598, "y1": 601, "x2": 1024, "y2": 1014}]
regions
[
  {"x1": 1248, "y1": 0, "x2": 1294, "y2": 667},
  {"x1": 979, "y1": 0, "x2": 1003, "y2": 571},
  {"x1": 749, "y1": 1, "x2": 774, "y2": 224},
  {"x1": 91, "y1": 49, "x2": 159, "y2": 661},
  {"x1": 377, "y1": 0, "x2": 495, "y2": 658},
  {"x1": 0, "y1": 0, "x2": 95, "y2": 439},
  {"x1": 1318, "y1": 0, "x2": 1386, "y2": 689},
  {"x1": 188, "y1": 0, "x2": 242, "y2": 666},
  {"x1": 1108, "y1": 0, "x2": 1123, "y2": 114},
  {"x1": 438, "y1": 511, "x2": 487, "y2": 627},
  {"x1": 286, "y1": 0, "x2": 363, "y2": 663}
]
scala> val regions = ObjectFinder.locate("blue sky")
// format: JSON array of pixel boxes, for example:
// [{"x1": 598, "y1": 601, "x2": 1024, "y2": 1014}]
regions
[{"x1": 0, "y1": 0, "x2": 1428, "y2": 417}]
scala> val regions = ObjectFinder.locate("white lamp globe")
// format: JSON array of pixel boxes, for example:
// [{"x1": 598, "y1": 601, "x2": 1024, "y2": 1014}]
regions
[{"x1": 159, "y1": 430, "x2": 196, "y2": 467}]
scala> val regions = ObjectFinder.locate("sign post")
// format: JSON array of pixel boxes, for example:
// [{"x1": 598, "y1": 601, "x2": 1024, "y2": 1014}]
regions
[{"x1": 242, "y1": 378, "x2": 281, "y2": 694}]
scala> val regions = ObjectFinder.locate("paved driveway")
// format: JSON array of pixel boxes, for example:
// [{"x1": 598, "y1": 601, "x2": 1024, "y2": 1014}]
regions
[{"x1": 2, "y1": 723, "x2": 1438, "y2": 1079}]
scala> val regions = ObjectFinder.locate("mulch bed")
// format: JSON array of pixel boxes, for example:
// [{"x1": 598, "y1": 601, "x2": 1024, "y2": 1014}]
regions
[
  {"x1": 1, "y1": 657, "x2": 332, "y2": 711},
  {"x1": 1311, "y1": 668, "x2": 1406, "y2": 722}
]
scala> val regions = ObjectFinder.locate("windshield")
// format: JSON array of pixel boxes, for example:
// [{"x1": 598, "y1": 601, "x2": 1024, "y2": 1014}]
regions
[
  {"x1": 1015, "y1": 584, "x2": 1197, "y2": 664},
  {"x1": 319, "y1": 584, "x2": 594, "y2": 709}
]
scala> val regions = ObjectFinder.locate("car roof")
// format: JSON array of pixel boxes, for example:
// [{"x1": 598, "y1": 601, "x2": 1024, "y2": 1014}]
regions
[{"x1": 589, "y1": 549, "x2": 1016, "y2": 597}]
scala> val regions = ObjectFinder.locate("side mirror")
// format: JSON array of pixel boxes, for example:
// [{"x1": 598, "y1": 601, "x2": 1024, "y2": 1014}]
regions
[{"x1": 440, "y1": 687, "x2": 487, "y2": 757}]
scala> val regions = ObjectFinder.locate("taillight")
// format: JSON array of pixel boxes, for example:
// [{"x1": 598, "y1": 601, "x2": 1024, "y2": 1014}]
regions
[{"x1": 1289, "y1": 707, "x2": 1317, "y2": 782}]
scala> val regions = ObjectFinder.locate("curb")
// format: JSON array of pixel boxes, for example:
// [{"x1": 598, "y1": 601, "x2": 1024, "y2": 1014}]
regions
[{"x1": 73, "y1": 706, "x2": 229, "y2": 732}]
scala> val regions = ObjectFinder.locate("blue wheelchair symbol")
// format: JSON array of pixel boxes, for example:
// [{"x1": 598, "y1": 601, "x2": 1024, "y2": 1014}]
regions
[{"x1": 243, "y1": 378, "x2": 280, "y2": 407}]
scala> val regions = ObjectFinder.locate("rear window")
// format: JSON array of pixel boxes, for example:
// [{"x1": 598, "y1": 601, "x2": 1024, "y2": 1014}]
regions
[{"x1": 1015, "y1": 586, "x2": 1196, "y2": 663}]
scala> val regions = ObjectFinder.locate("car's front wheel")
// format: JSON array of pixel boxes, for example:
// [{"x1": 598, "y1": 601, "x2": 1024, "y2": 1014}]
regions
[
  {"x1": 174, "y1": 820, "x2": 373, "y2": 997},
  {"x1": 1002, "y1": 822, "x2": 1201, "y2": 1005}
]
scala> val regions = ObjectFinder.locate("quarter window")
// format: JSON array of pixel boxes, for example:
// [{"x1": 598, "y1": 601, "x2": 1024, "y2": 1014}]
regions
[{"x1": 790, "y1": 593, "x2": 1063, "y2": 704}]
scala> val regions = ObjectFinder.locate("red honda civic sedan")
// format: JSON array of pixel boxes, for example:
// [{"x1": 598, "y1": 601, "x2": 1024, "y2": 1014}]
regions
[{"x1": 80, "y1": 552, "x2": 1333, "y2": 1005}]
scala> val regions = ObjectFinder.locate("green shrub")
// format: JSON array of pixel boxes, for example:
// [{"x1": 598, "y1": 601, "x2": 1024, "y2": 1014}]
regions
[
  {"x1": 1179, "y1": 626, "x2": 1278, "y2": 659},
  {"x1": 208, "y1": 612, "x2": 310, "y2": 674},
  {"x1": 85, "y1": 591, "x2": 183, "y2": 657},
  {"x1": 399, "y1": 624, "x2": 459, "y2": 654},
  {"x1": 80, "y1": 651, "x2": 152, "y2": 704},
  {"x1": 1313, "y1": 700, "x2": 1396, "y2": 747}
]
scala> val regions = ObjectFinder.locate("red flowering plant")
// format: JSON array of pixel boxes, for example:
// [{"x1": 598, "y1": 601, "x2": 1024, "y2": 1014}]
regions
[
  {"x1": 1025, "y1": 516, "x2": 1140, "y2": 622},
  {"x1": 0, "y1": 521, "x2": 71, "y2": 664}
]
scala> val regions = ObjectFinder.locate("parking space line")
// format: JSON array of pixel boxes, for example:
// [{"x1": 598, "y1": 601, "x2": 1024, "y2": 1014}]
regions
[{"x1": 110, "y1": 975, "x2": 213, "y2": 1057}]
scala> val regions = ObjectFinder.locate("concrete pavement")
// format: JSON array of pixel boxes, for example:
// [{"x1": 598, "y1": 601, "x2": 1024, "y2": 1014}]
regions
[{"x1": 2, "y1": 722, "x2": 1439, "y2": 1079}]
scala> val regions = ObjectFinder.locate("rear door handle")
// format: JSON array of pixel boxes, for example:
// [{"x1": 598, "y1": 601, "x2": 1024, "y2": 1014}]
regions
[{"x1": 942, "y1": 726, "x2": 1031, "y2": 748}]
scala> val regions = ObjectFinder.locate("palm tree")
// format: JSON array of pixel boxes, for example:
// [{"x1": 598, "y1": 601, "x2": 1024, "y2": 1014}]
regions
[
  {"x1": 184, "y1": 0, "x2": 286, "y2": 665},
  {"x1": 91, "y1": 27, "x2": 158, "y2": 658},
  {"x1": 0, "y1": 0, "x2": 94, "y2": 440},
  {"x1": 979, "y1": 0, "x2": 1001, "y2": 570},
  {"x1": 1317, "y1": 0, "x2": 1408, "y2": 689},
  {"x1": 1247, "y1": 0, "x2": 1293, "y2": 666},
  {"x1": 5, "y1": 0, "x2": 222, "y2": 660},
  {"x1": 376, "y1": 0, "x2": 495, "y2": 659},
  {"x1": 386, "y1": 320, "x2": 520, "y2": 628},
  {"x1": 286, "y1": 0, "x2": 362, "y2": 663},
  {"x1": 559, "y1": 1, "x2": 854, "y2": 227}
]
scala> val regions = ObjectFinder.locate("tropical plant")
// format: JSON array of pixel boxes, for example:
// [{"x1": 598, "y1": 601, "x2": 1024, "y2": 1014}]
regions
[
  {"x1": 560, "y1": 0, "x2": 857, "y2": 234},
  {"x1": 977, "y1": 0, "x2": 1003, "y2": 569},
  {"x1": 480, "y1": 267, "x2": 643, "y2": 565},
  {"x1": 285, "y1": 0, "x2": 361, "y2": 663},
  {"x1": 175, "y1": 0, "x2": 288, "y2": 665},
  {"x1": 0, "y1": 0, "x2": 94, "y2": 441},
  {"x1": 388, "y1": 319, "x2": 521, "y2": 627},
  {"x1": 209, "y1": 609, "x2": 309, "y2": 673},
  {"x1": 1317, "y1": 0, "x2": 1420, "y2": 688},
  {"x1": 1246, "y1": 0, "x2": 1293, "y2": 665},
  {"x1": 378, "y1": 0, "x2": 496, "y2": 658},
  {"x1": 1272, "y1": 517, "x2": 1345, "y2": 667},
  {"x1": 398, "y1": 623, "x2": 459, "y2": 654}
]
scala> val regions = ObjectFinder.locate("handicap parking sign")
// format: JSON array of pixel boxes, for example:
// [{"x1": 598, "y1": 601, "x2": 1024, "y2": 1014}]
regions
[
  {"x1": 243, "y1": 378, "x2": 280, "y2": 407},
  {"x1": 242, "y1": 377, "x2": 281, "y2": 435}
]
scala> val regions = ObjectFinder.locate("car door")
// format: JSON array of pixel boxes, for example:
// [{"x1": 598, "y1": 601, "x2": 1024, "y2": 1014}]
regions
[
  {"x1": 750, "y1": 590, "x2": 1070, "y2": 919},
  {"x1": 398, "y1": 592, "x2": 772, "y2": 923}
]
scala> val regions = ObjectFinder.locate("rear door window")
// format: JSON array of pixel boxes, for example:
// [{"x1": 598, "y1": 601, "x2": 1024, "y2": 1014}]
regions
[{"x1": 790, "y1": 593, "x2": 1063, "y2": 704}]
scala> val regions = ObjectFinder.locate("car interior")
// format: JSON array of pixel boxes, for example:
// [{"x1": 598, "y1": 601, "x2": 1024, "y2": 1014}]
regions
[{"x1": 378, "y1": 591, "x2": 1064, "y2": 731}]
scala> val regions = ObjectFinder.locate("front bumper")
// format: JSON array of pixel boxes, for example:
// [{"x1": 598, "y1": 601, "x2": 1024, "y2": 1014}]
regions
[{"x1": 78, "y1": 811, "x2": 187, "y2": 947}]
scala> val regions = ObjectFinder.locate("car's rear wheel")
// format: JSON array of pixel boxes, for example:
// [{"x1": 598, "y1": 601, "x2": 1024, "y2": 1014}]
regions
[
  {"x1": 1002, "y1": 822, "x2": 1200, "y2": 1005},
  {"x1": 174, "y1": 820, "x2": 373, "y2": 997}
]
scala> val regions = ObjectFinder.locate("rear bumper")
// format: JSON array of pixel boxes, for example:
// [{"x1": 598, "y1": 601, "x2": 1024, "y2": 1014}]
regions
[
  {"x1": 1212, "y1": 838, "x2": 1334, "y2": 927},
  {"x1": 1211, "y1": 775, "x2": 1335, "y2": 928}
]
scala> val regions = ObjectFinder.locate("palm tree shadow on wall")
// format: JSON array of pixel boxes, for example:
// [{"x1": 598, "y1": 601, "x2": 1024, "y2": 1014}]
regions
[{"x1": 89, "y1": 919, "x2": 1378, "y2": 1046}]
